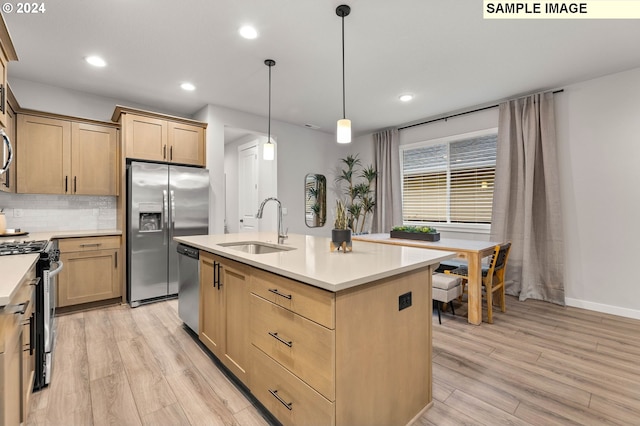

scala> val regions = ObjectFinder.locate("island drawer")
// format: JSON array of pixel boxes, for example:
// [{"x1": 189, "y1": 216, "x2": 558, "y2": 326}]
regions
[
  {"x1": 251, "y1": 294, "x2": 335, "y2": 401},
  {"x1": 251, "y1": 345, "x2": 335, "y2": 426},
  {"x1": 58, "y1": 235, "x2": 121, "y2": 252},
  {"x1": 251, "y1": 268, "x2": 335, "y2": 329}
]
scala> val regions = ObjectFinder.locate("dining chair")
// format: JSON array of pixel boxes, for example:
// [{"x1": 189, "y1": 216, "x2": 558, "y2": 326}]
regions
[{"x1": 445, "y1": 242, "x2": 512, "y2": 323}]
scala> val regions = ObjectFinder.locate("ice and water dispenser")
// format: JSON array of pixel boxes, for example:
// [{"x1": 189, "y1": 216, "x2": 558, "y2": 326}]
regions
[{"x1": 138, "y1": 203, "x2": 163, "y2": 232}]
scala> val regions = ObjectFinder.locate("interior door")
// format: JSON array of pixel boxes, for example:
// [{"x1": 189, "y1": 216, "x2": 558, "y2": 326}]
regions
[{"x1": 238, "y1": 143, "x2": 259, "y2": 232}]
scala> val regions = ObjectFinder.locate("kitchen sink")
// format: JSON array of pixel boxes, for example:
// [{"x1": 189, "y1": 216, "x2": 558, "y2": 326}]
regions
[{"x1": 218, "y1": 241, "x2": 295, "y2": 254}]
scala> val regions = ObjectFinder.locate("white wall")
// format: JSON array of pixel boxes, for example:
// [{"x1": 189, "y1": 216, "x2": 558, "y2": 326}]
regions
[
  {"x1": 350, "y1": 68, "x2": 640, "y2": 319},
  {"x1": 194, "y1": 104, "x2": 339, "y2": 237},
  {"x1": 9, "y1": 77, "x2": 179, "y2": 121},
  {"x1": 556, "y1": 67, "x2": 640, "y2": 319}
]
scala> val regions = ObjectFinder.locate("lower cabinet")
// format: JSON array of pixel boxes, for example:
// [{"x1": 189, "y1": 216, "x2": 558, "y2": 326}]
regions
[
  {"x1": 198, "y1": 251, "x2": 433, "y2": 426},
  {"x1": 199, "y1": 252, "x2": 250, "y2": 384},
  {"x1": 57, "y1": 236, "x2": 121, "y2": 308},
  {"x1": 1, "y1": 261, "x2": 36, "y2": 426}
]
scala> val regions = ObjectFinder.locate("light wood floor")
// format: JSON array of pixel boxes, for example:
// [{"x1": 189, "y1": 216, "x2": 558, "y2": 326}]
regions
[{"x1": 26, "y1": 296, "x2": 640, "y2": 425}]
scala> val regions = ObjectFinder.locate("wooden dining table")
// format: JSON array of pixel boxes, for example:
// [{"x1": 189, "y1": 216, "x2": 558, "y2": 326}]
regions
[{"x1": 352, "y1": 233, "x2": 501, "y2": 325}]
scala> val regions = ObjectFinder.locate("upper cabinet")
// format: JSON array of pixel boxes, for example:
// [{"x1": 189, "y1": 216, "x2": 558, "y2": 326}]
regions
[
  {"x1": 113, "y1": 106, "x2": 206, "y2": 167},
  {"x1": 0, "y1": 15, "x2": 18, "y2": 129},
  {"x1": 16, "y1": 113, "x2": 119, "y2": 195}
]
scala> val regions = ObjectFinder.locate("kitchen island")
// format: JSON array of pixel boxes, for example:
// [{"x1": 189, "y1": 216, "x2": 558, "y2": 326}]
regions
[{"x1": 175, "y1": 232, "x2": 455, "y2": 426}]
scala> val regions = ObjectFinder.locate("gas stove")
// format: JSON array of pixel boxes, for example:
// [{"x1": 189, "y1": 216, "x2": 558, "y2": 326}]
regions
[{"x1": 0, "y1": 240, "x2": 49, "y2": 256}]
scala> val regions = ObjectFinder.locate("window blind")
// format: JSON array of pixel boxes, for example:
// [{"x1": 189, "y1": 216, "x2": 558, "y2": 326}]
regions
[{"x1": 401, "y1": 132, "x2": 497, "y2": 224}]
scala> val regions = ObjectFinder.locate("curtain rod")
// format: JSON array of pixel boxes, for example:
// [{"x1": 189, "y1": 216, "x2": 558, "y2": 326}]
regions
[{"x1": 398, "y1": 89, "x2": 564, "y2": 131}]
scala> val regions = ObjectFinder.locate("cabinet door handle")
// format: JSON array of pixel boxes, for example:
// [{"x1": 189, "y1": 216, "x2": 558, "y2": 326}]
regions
[
  {"x1": 29, "y1": 313, "x2": 35, "y2": 355},
  {"x1": 213, "y1": 261, "x2": 222, "y2": 289},
  {"x1": 115, "y1": 252, "x2": 118, "y2": 268},
  {"x1": 216, "y1": 263, "x2": 222, "y2": 290},
  {"x1": 268, "y1": 389, "x2": 293, "y2": 411},
  {"x1": 65, "y1": 176, "x2": 68, "y2": 193},
  {"x1": 170, "y1": 145, "x2": 173, "y2": 161},
  {"x1": 0, "y1": 83, "x2": 5, "y2": 114},
  {"x1": 4, "y1": 168, "x2": 9, "y2": 188},
  {"x1": 268, "y1": 331, "x2": 293, "y2": 348},
  {"x1": 268, "y1": 288, "x2": 292, "y2": 300},
  {"x1": 74, "y1": 176, "x2": 77, "y2": 193},
  {"x1": 163, "y1": 145, "x2": 167, "y2": 159}
]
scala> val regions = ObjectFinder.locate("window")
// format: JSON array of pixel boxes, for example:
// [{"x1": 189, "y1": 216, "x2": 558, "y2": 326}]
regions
[{"x1": 401, "y1": 129, "x2": 497, "y2": 225}]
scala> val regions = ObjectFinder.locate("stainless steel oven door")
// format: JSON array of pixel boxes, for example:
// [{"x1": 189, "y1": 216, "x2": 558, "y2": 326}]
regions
[{"x1": 43, "y1": 260, "x2": 63, "y2": 354}]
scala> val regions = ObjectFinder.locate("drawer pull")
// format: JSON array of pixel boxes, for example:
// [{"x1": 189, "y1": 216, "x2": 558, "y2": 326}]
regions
[
  {"x1": 268, "y1": 389, "x2": 293, "y2": 411},
  {"x1": 10, "y1": 300, "x2": 29, "y2": 315},
  {"x1": 268, "y1": 331, "x2": 293, "y2": 348},
  {"x1": 268, "y1": 288, "x2": 292, "y2": 300},
  {"x1": 80, "y1": 243, "x2": 102, "y2": 247}
]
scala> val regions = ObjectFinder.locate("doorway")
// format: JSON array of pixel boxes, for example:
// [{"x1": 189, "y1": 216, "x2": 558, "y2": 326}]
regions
[{"x1": 223, "y1": 127, "x2": 277, "y2": 234}]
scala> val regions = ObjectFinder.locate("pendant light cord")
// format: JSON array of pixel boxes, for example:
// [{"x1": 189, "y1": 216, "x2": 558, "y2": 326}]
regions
[
  {"x1": 268, "y1": 63, "x2": 272, "y2": 141},
  {"x1": 341, "y1": 15, "x2": 346, "y2": 120},
  {"x1": 264, "y1": 59, "x2": 276, "y2": 142}
]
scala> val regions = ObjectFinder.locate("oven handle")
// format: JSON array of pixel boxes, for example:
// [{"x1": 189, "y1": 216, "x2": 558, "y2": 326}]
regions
[
  {"x1": 1, "y1": 128, "x2": 12, "y2": 175},
  {"x1": 49, "y1": 260, "x2": 64, "y2": 277}
]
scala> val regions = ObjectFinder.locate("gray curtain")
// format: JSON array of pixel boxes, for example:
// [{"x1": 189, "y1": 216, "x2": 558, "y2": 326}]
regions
[
  {"x1": 373, "y1": 128, "x2": 402, "y2": 233},
  {"x1": 490, "y1": 92, "x2": 565, "y2": 305}
]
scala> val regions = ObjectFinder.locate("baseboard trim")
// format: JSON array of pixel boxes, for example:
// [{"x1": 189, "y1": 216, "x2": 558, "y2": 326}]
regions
[{"x1": 565, "y1": 297, "x2": 640, "y2": 320}]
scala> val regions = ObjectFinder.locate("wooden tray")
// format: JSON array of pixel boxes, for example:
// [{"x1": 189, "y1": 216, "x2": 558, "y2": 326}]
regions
[{"x1": 0, "y1": 231, "x2": 29, "y2": 237}]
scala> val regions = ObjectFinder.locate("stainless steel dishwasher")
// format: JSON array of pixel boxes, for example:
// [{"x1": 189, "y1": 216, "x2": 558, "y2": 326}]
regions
[{"x1": 177, "y1": 244, "x2": 199, "y2": 333}]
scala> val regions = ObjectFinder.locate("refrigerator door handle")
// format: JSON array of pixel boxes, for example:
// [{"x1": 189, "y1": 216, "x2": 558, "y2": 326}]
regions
[
  {"x1": 170, "y1": 190, "x2": 176, "y2": 237},
  {"x1": 163, "y1": 189, "x2": 169, "y2": 245}
]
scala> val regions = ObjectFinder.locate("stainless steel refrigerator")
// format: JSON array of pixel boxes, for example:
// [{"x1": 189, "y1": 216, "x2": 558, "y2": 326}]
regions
[{"x1": 127, "y1": 161, "x2": 209, "y2": 307}]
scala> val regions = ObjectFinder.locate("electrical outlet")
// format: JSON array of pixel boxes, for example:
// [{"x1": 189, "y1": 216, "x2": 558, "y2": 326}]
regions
[
  {"x1": 399, "y1": 292, "x2": 412, "y2": 311},
  {"x1": 14, "y1": 209, "x2": 23, "y2": 217}
]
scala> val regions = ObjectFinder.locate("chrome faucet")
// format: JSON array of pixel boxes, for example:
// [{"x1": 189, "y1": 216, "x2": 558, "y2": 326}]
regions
[{"x1": 256, "y1": 197, "x2": 288, "y2": 244}]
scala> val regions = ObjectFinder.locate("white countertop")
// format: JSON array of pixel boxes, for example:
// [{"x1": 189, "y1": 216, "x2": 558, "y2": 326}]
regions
[
  {"x1": 0, "y1": 254, "x2": 39, "y2": 306},
  {"x1": 0, "y1": 229, "x2": 122, "y2": 243},
  {"x1": 174, "y1": 232, "x2": 456, "y2": 292},
  {"x1": 0, "y1": 229, "x2": 122, "y2": 306}
]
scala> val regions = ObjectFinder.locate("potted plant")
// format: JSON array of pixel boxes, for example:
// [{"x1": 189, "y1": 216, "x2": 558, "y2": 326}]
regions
[
  {"x1": 390, "y1": 225, "x2": 441, "y2": 242},
  {"x1": 335, "y1": 154, "x2": 377, "y2": 234},
  {"x1": 331, "y1": 199, "x2": 352, "y2": 251}
]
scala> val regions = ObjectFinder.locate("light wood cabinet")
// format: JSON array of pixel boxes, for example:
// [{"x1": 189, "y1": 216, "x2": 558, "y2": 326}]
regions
[
  {"x1": 197, "y1": 248, "x2": 434, "y2": 425},
  {"x1": 0, "y1": 15, "x2": 18, "y2": 129},
  {"x1": 1, "y1": 261, "x2": 36, "y2": 426},
  {"x1": 17, "y1": 114, "x2": 118, "y2": 195},
  {"x1": 167, "y1": 121, "x2": 205, "y2": 166},
  {"x1": 199, "y1": 252, "x2": 250, "y2": 384},
  {"x1": 57, "y1": 236, "x2": 121, "y2": 308},
  {"x1": 114, "y1": 106, "x2": 206, "y2": 167}
]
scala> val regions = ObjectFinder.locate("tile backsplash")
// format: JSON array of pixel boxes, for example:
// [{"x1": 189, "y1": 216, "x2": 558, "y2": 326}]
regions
[{"x1": 0, "y1": 193, "x2": 117, "y2": 232}]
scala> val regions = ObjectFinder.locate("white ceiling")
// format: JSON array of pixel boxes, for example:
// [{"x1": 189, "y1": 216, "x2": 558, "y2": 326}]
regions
[{"x1": 4, "y1": 1, "x2": 640, "y2": 137}]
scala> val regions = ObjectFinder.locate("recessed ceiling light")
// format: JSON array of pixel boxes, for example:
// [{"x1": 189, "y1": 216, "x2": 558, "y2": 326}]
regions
[
  {"x1": 85, "y1": 55, "x2": 106, "y2": 67},
  {"x1": 180, "y1": 82, "x2": 196, "y2": 91},
  {"x1": 239, "y1": 25, "x2": 258, "y2": 39},
  {"x1": 399, "y1": 94, "x2": 414, "y2": 102}
]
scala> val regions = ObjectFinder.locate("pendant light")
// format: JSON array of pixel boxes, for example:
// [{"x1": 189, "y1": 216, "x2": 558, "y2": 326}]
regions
[
  {"x1": 263, "y1": 59, "x2": 276, "y2": 161},
  {"x1": 336, "y1": 4, "x2": 351, "y2": 144}
]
